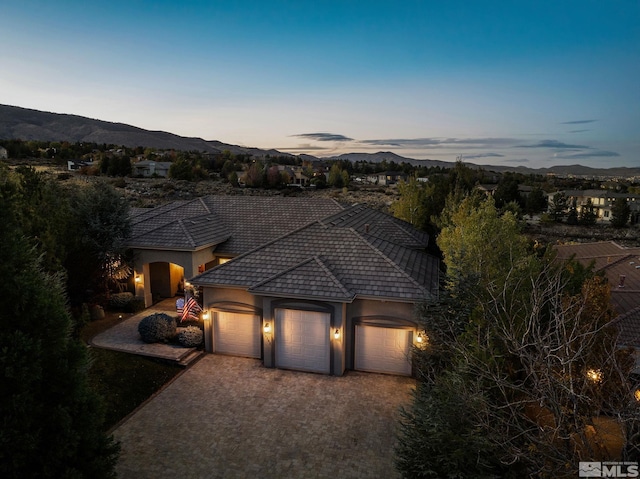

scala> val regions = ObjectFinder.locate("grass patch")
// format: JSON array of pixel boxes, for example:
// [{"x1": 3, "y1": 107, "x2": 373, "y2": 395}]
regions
[{"x1": 88, "y1": 347, "x2": 182, "y2": 430}]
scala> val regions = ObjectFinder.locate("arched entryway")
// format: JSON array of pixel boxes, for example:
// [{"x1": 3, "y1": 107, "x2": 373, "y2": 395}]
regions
[{"x1": 147, "y1": 261, "x2": 185, "y2": 303}]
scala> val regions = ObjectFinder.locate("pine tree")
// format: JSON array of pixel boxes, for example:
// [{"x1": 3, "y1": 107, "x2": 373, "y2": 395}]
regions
[{"x1": 0, "y1": 167, "x2": 119, "y2": 478}]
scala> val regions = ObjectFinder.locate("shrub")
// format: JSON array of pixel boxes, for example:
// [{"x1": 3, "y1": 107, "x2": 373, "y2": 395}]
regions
[
  {"x1": 124, "y1": 298, "x2": 145, "y2": 313},
  {"x1": 108, "y1": 292, "x2": 134, "y2": 309},
  {"x1": 138, "y1": 313, "x2": 177, "y2": 343},
  {"x1": 178, "y1": 326, "x2": 204, "y2": 347}
]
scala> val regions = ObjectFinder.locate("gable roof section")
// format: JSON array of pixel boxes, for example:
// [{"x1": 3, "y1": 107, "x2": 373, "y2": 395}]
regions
[
  {"x1": 126, "y1": 195, "x2": 344, "y2": 252},
  {"x1": 192, "y1": 208, "x2": 439, "y2": 303},
  {"x1": 554, "y1": 241, "x2": 640, "y2": 315},
  {"x1": 249, "y1": 256, "x2": 355, "y2": 301},
  {"x1": 614, "y1": 306, "x2": 640, "y2": 349}
]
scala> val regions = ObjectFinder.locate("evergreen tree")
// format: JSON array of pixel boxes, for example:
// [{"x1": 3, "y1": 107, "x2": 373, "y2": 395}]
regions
[
  {"x1": 579, "y1": 198, "x2": 598, "y2": 225},
  {"x1": 0, "y1": 169, "x2": 119, "y2": 478},
  {"x1": 610, "y1": 197, "x2": 631, "y2": 228}
]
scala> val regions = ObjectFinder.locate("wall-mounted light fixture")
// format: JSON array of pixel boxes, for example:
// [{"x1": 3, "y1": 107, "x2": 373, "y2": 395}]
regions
[
  {"x1": 202, "y1": 311, "x2": 210, "y2": 321},
  {"x1": 263, "y1": 322, "x2": 271, "y2": 334},
  {"x1": 134, "y1": 275, "x2": 141, "y2": 283},
  {"x1": 333, "y1": 329, "x2": 340, "y2": 340},
  {"x1": 416, "y1": 332, "x2": 424, "y2": 344}
]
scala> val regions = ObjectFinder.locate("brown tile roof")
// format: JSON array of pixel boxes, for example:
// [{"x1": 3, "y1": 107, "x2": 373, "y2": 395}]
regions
[
  {"x1": 192, "y1": 206, "x2": 439, "y2": 303},
  {"x1": 554, "y1": 241, "x2": 640, "y2": 348},
  {"x1": 126, "y1": 196, "x2": 344, "y2": 252}
]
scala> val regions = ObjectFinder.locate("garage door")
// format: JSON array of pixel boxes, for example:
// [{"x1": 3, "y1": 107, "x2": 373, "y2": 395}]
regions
[
  {"x1": 214, "y1": 312, "x2": 261, "y2": 358},
  {"x1": 355, "y1": 325, "x2": 412, "y2": 376},
  {"x1": 276, "y1": 309, "x2": 330, "y2": 374}
]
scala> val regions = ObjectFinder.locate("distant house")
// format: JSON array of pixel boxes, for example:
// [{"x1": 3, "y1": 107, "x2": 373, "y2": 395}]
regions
[
  {"x1": 126, "y1": 196, "x2": 440, "y2": 377},
  {"x1": 0, "y1": 146, "x2": 8, "y2": 159},
  {"x1": 132, "y1": 160, "x2": 172, "y2": 178},
  {"x1": 554, "y1": 241, "x2": 640, "y2": 372},
  {"x1": 549, "y1": 189, "x2": 640, "y2": 223},
  {"x1": 67, "y1": 159, "x2": 93, "y2": 171}
]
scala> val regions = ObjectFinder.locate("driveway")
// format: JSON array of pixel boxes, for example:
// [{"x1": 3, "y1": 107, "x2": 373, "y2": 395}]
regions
[{"x1": 113, "y1": 354, "x2": 415, "y2": 478}]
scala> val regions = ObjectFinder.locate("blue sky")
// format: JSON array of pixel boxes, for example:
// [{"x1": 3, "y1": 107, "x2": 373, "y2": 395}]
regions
[{"x1": 1, "y1": 1, "x2": 638, "y2": 168}]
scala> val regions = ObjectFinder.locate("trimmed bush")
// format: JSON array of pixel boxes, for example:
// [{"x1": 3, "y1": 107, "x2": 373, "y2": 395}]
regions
[
  {"x1": 124, "y1": 297, "x2": 145, "y2": 313},
  {"x1": 178, "y1": 326, "x2": 204, "y2": 347},
  {"x1": 138, "y1": 313, "x2": 177, "y2": 343},
  {"x1": 108, "y1": 292, "x2": 134, "y2": 309}
]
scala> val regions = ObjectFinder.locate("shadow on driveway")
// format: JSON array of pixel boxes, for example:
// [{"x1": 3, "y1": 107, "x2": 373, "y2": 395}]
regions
[{"x1": 113, "y1": 354, "x2": 415, "y2": 478}]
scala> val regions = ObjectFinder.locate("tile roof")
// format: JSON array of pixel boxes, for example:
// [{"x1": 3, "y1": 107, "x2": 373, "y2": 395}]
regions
[
  {"x1": 126, "y1": 195, "x2": 344, "y2": 251},
  {"x1": 192, "y1": 206, "x2": 439, "y2": 303},
  {"x1": 554, "y1": 241, "x2": 640, "y2": 347}
]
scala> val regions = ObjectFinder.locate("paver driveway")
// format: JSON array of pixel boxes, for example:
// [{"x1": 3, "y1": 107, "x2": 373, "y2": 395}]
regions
[{"x1": 113, "y1": 354, "x2": 415, "y2": 478}]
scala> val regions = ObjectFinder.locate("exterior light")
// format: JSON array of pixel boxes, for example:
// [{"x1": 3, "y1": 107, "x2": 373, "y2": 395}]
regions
[
  {"x1": 263, "y1": 322, "x2": 271, "y2": 334},
  {"x1": 202, "y1": 311, "x2": 210, "y2": 321},
  {"x1": 135, "y1": 275, "x2": 141, "y2": 283},
  {"x1": 586, "y1": 369, "x2": 602, "y2": 383},
  {"x1": 333, "y1": 329, "x2": 340, "y2": 340},
  {"x1": 416, "y1": 333, "x2": 423, "y2": 343},
  {"x1": 118, "y1": 314, "x2": 123, "y2": 320},
  {"x1": 635, "y1": 389, "x2": 640, "y2": 402}
]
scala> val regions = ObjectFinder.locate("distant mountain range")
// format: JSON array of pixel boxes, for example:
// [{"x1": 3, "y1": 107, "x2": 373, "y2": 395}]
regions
[{"x1": 1, "y1": 104, "x2": 639, "y2": 178}]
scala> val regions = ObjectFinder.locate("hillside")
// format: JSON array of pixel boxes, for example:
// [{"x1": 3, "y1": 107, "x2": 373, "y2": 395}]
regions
[
  {"x1": 2, "y1": 104, "x2": 640, "y2": 178},
  {"x1": 0, "y1": 104, "x2": 287, "y2": 157}
]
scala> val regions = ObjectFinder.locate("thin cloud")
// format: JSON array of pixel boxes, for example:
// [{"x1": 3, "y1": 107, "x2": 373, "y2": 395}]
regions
[
  {"x1": 569, "y1": 129, "x2": 590, "y2": 133},
  {"x1": 556, "y1": 150, "x2": 620, "y2": 159},
  {"x1": 518, "y1": 140, "x2": 590, "y2": 149},
  {"x1": 361, "y1": 137, "x2": 519, "y2": 149},
  {"x1": 463, "y1": 153, "x2": 505, "y2": 159},
  {"x1": 504, "y1": 158, "x2": 530, "y2": 163},
  {"x1": 292, "y1": 133, "x2": 353, "y2": 142},
  {"x1": 560, "y1": 119, "x2": 598, "y2": 125},
  {"x1": 278, "y1": 144, "x2": 332, "y2": 151}
]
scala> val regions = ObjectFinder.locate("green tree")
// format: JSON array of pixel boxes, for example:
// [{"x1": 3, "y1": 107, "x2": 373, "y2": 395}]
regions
[
  {"x1": 397, "y1": 196, "x2": 640, "y2": 478},
  {"x1": 391, "y1": 177, "x2": 427, "y2": 229},
  {"x1": 0, "y1": 171, "x2": 119, "y2": 479},
  {"x1": 525, "y1": 187, "x2": 548, "y2": 215},
  {"x1": 168, "y1": 157, "x2": 194, "y2": 180},
  {"x1": 579, "y1": 198, "x2": 598, "y2": 225},
  {"x1": 610, "y1": 197, "x2": 631, "y2": 228},
  {"x1": 65, "y1": 182, "x2": 131, "y2": 303},
  {"x1": 328, "y1": 163, "x2": 344, "y2": 188},
  {"x1": 549, "y1": 192, "x2": 567, "y2": 222}
]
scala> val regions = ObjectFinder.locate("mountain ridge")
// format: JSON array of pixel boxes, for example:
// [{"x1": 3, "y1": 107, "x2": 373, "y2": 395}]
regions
[{"x1": 1, "y1": 104, "x2": 639, "y2": 177}]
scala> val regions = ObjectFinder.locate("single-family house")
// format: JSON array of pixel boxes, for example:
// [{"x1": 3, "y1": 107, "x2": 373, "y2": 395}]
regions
[
  {"x1": 549, "y1": 190, "x2": 640, "y2": 223},
  {"x1": 132, "y1": 160, "x2": 172, "y2": 177},
  {"x1": 127, "y1": 195, "x2": 440, "y2": 376},
  {"x1": 0, "y1": 146, "x2": 8, "y2": 159},
  {"x1": 554, "y1": 241, "x2": 640, "y2": 372},
  {"x1": 67, "y1": 159, "x2": 93, "y2": 171}
]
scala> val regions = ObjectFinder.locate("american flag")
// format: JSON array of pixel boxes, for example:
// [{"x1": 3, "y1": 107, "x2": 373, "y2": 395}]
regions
[{"x1": 181, "y1": 296, "x2": 202, "y2": 322}]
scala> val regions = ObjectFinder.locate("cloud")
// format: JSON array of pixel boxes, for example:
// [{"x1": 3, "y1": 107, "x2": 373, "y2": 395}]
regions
[
  {"x1": 518, "y1": 140, "x2": 590, "y2": 149},
  {"x1": 504, "y1": 158, "x2": 530, "y2": 163},
  {"x1": 560, "y1": 119, "x2": 598, "y2": 124},
  {"x1": 361, "y1": 137, "x2": 519, "y2": 149},
  {"x1": 292, "y1": 133, "x2": 353, "y2": 142},
  {"x1": 555, "y1": 150, "x2": 620, "y2": 159},
  {"x1": 278, "y1": 144, "x2": 332, "y2": 151},
  {"x1": 568, "y1": 129, "x2": 590, "y2": 133},
  {"x1": 462, "y1": 153, "x2": 505, "y2": 159}
]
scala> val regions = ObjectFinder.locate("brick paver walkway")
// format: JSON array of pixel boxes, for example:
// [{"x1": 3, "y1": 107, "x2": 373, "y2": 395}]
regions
[{"x1": 113, "y1": 354, "x2": 415, "y2": 478}]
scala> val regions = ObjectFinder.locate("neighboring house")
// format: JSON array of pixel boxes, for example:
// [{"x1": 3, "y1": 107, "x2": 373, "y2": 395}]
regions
[
  {"x1": 554, "y1": 241, "x2": 640, "y2": 372},
  {"x1": 127, "y1": 196, "x2": 440, "y2": 377},
  {"x1": 132, "y1": 160, "x2": 172, "y2": 177},
  {"x1": 376, "y1": 171, "x2": 408, "y2": 186},
  {"x1": 549, "y1": 190, "x2": 640, "y2": 223},
  {"x1": 0, "y1": 146, "x2": 7, "y2": 159},
  {"x1": 67, "y1": 159, "x2": 93, "y2": 171}
]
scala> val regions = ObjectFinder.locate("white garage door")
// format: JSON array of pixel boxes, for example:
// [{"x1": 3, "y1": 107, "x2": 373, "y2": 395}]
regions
[
  {"x1": 214, "y1": 312, "x2": 261, "y2": 358},
  {"x1": 276, "y1": 309, "x2": 330, "y2": 374},
  {"x1": 355, "y1": 325, "x2": 412, "y2": 376}
]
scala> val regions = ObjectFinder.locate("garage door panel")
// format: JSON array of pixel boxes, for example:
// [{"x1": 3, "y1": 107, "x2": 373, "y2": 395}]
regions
[
  {"x1": 276, "y1": 309, "x2": 330, "y2": 374},
  {"x1": 355, "y1": 325, "x2": 412, "y2": 376},
  {"x1": 214, "y1": 312, "x2": 261, "y2": 358}
]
